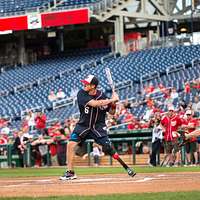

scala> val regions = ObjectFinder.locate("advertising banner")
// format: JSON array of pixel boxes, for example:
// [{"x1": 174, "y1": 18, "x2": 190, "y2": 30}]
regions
[
  {"x1": 41, "y1": 8, "x2": 89, "y2": 27},
  {"x1": 0, "y1": 8, "x2": 89, "y2": 31}
]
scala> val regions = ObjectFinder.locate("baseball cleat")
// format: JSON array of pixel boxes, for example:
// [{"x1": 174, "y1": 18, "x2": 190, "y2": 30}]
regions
[
  {"x1": 127, "y1": 168, "x2": 136, "y2": 177},
  {"x1": 59, "y1": 171, "x2": 77, "y2": 180}
]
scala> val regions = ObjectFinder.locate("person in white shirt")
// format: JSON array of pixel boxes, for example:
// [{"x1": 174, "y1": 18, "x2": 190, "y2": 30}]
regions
[
  {"x1": 192, "y1": 96, "x2": 200, "y2": 117},
  {"x1": 91, "y1": 143, "x2": 104, "y2": 166},
  {"x1": 1, "y1": 125, "x2": 10, "y2": 135},
  {"x1": 170, "y1": 88, "x2": 179, "y2": 100},
  {"x1": 57, "y1": 88, "x2": 66, "y2": 99},
  {"x1": 82, "y1": 143, "x2": 104, "y2": 166},
  {"x1": 143, "y1": 108, "x2": 154, "y2": 122},
  {"x1": 26, "y1": 111, "x2": 35, "y2": 131},
  {"x1": 48, "y1": 90, "x2": 57, "y2": 102},
  {"x1": 149, "y1": 112, "x2": 163, "y2": 167}
]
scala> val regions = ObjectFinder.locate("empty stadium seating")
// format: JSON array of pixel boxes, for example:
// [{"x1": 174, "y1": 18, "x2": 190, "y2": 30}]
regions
[
  {"x1": 0, "y1": 45, "x2": 200, "y2": 124},
  {"x1": 0, "y1": 48, "x2": 109, "y2": 92},
  {"x1": 0, "y1": 0, "x2": 51, "y2": 16},
  {"x1": 0, "y1": 0, "x2": 101, "y2": 16}
]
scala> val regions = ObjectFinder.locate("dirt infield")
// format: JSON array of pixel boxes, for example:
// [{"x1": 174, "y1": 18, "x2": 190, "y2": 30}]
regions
[{"x1": 0, "y1": 172, "x2": 200, "y2": 197}]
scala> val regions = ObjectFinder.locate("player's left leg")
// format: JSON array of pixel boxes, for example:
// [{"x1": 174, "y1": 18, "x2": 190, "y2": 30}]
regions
[{"x1": 93, "y1": 135, "x2": 136, "y2": 177}]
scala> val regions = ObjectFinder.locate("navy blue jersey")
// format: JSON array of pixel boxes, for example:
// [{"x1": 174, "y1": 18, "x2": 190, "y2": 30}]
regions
[
  {"x1": 77, "y1": 89, "x2": 110, "y2": 127},
  {"x1": 72, "y1": 89, "x2": 111, "y2": 138}
]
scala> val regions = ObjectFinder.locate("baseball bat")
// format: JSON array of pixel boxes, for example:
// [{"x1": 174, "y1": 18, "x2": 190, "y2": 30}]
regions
[{"x1": 105, "y1": 67, "x2": 115, "y2": 92}]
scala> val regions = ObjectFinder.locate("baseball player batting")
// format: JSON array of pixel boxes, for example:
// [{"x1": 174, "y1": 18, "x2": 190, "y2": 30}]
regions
[{"x1": 60, "y1": 74, "x2": 136, "y2": 180}]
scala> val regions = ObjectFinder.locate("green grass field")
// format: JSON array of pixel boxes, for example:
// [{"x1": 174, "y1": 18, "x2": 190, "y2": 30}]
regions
[
  {"x1": 0, "y1": 166, "x2": 200, "y2": 200},
  {"x1": 0, "y1": 192, "x2": 200, "y2": 200}
]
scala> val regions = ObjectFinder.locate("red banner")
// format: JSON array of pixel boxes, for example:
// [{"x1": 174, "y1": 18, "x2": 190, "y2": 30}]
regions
[
  {"x1": 41, "y1": 8, "x2": 89, "y2": 27},
  {"x1": 0, "y1": 8, "x2": 89, "y2": 31},
  {"x1": 0, "y1": 16, "x2": 27, "y2": 31}
]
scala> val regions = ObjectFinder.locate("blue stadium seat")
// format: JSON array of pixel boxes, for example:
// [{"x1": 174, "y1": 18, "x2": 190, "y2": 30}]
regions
[{"x1": 1, "y1": 45, "x2": 200, "y2": 123}]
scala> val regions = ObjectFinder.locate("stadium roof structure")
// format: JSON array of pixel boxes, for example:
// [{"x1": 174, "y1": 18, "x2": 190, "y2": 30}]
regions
[{"x1": 91, "y1": 0, "x2": 200, "y2": 23}]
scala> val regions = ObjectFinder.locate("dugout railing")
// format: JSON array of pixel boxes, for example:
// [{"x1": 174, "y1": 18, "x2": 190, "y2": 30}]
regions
[
  {"x1": 85, "y1": 136, "x2": 152, "y2": 166},
  {"x1": 0, "y1": 129, "x2": 187, "y2": 168}
]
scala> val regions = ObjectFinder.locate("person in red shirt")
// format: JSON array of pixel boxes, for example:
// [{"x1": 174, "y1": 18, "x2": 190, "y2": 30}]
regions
[
  {"x1": 122, "y1": 111, "x2": 135, "y2": 130},
  {"x1": 161, "y1": 105, "x2": 182, "y2": 166},
  {"x1": 182, "y1": 110, "x2": 198, "y2": 165},
  {"x1": 158, "y1": 83, "x2": 165, "y2": 90},
  {"x1": 0, "y1": 136, "x2": 7, "y2": 145},
  {"x1": 184, "y1": 82, "x2": 191, "y2": 94},
  {"x1": 35, "y1": 111, "x2": 47, "y2": 136},
  {"x1": 146, "y1": 97, "x2": 154, "y2": 109},
  {"x1": 148, "y1": 84, "x2": 155, "y2": 93}
]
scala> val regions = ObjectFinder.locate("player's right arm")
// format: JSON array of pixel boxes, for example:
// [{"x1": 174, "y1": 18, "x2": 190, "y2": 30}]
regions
[{"x1": 87, "y1": 92, "x2": 119, "y2": 108}]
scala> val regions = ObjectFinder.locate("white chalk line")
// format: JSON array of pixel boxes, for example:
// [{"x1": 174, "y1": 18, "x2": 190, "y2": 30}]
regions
[{"x1": 0, "y1": 176, "x2": 157, "y2": 188}]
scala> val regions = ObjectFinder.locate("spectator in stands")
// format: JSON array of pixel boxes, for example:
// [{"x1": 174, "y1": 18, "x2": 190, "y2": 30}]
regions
[
  {"x1": 187, "y1": 102, "x2": 193, "y2": 112},
  {"x1": 164, "y1": 90, "x2": 173, "y2": 106},
  {"x1": 116, "y1": 103, "x2": 127, "y2": 124},
  {"x1": 92, "y1": 143, "x2": 104, "y2": 166},
  {"x1": 177, "y1": 104, "x2": 186, "y2": 119},
  {"x1": 0, "y1": 132, "x2": 8, "y2": 145},
  {"x1": 68, "y1": 118, "x2": 77, "y2": 133},
  {"x1": 182, "y1": 109, "x2": 199, "y2": 165},
  {"x1": 158, "y1": 83, "x2": 166, "y2": 93},
  {"x1": 179, "y1": 99, "x2": 188, "y2": 110},
  {"x1": 0, "y1": 118, "x2": 7, "y2": 128},
  {"x1": 57, "y1": 88, "x2": 66, "y2": 99},
  {"x1": 48, "y1": 121, "x2": 64, "y2": 140},
  {"x1": 48, "y1": 123, "x2": 69, "y2": 166},
  {"x1": 170, "y1": 88, "x2": 179, "y2": 105},
  {"x1": 35, "y1": 111, "x2": 47, "y2": 136},
  {"x1": 0, "y1": 123, "x2": 10, "y2": 135},
  {"x1": 106, "y1": 114, "x2": 117, "y2": 127},
  {"x1": 38, "y1": 143, "x2": 49, "y2": 166},
  {"x1": 0, "y1": 129, "x2": 9, "y2": 156},
  {"x1": 0, "y1": 120, "x2": 10, "y2": 135},
  {"x1": 146, "y1": 97, "x2": 154, "y2": 109},
  {"x1": 144, "y1": 83, "x2": 154, "y2": 94},
  {"x1": 191, "y1": 79, "x2": 200, "y2": 94},
  {"x1": 161, "y1": 105, "x2": 182, "y2": 166},
  {"x1": 184, "y1": 81, "x2": 191, "y2": 94},
  {"x1": 48, "y1": 90, "x2": 57, "y2": 102},
  {"x1": 83, "y1": 143, "x2": 104, "y2": 166},
  {"x1": 48, "y1": 120, "x2": 66, "y2": 166},
  {"x1": 143, "y1": 107, "x2": 154, "y2": 122},
  {"x1": 192, "y1": 96, "x2": 200, "y2": 117},
  {"x1": 25, "y1": 110, "x2": 35, "y2": 131},
  {"x1": 63, "y1": 119, "x2": 72, "y2": 137},
  {"x1": 149, "y1": 112, "x2": 163, "y2": 167},
  {"x1": 124, "y1": 99, "x2": 132, "y2": 110},
  {"x1": 122, "y1": 111, "x2": 135, "y2": 130},
  {"x1": 12, "y1": 130, "x2": 29, "y2": 167},
  {"x1": 31, "y1": 134, "x2": 53, "y2": 167}
]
